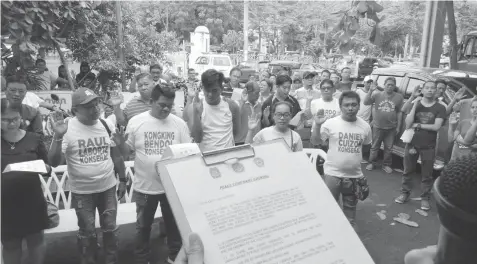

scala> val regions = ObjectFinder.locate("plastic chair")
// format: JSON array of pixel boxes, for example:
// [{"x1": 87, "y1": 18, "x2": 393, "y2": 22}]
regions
[{"x1": 303, "y1": 148, "x2": 327, "y2": 165}]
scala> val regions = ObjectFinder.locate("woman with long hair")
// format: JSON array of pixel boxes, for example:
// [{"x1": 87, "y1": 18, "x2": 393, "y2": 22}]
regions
[
  {"x1": 246, "y1": 101, "x2": 303, "y2": 152},
  {"x1": 1, "y1": 98, "x2": 52, "y2": 264}
]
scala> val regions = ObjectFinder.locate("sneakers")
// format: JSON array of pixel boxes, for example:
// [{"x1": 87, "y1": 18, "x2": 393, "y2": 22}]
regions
[
  {"x1": 421, "y1": 200, "x2": 431, "y2": 211},
  {"x1": 395, "y1": 193, "x2": 410, "y2": 204},
  {"x1": 382, "y1": 166, "x2": 393, "y2": 174},
  {"x1": 361, "y1": 159, "x2": 369, "y2": 164},
  {"x1": 366, "y1": 164, "x2": 375, "y2": 171},
  {"x1": 166, "y1": 257, "x2": 174, "y2": 264}
]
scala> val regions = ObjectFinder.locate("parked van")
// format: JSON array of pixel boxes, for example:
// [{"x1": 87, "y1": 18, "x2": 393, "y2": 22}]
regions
[{"x1": 193, "y1": 53, "x2": 233, "y2": 77}]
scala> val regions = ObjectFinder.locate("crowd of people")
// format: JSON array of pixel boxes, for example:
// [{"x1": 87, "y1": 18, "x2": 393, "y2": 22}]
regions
[{"x1": 2, "y1": 58, "x2": 477, "y2": 264}]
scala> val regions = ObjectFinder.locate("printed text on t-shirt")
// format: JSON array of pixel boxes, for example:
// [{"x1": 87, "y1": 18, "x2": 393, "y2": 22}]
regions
[
  {"x1": 338, "y1": 132, "x2": 362, "y2": 154},
  {"x1": 144, "y1": 131, "x2": 175, "y2": 155},
  {"x1": 78, "y1": 137, "x2": 109, "y2": 164}
]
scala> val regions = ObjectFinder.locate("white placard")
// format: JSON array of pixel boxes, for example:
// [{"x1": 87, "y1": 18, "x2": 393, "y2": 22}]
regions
[{"x1": 3, "y1": 159, "x2": 47, "y2": 174}]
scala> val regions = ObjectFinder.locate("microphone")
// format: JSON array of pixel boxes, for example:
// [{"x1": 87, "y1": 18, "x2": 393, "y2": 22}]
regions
[{"x1": 433, "y1": 153, "x2": 477, "y2": 264}]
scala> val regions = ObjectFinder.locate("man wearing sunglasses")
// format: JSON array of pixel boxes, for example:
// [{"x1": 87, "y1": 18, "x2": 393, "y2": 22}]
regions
[{"x1": 115, "y1": 84, "x2": 192, "y2": 264}]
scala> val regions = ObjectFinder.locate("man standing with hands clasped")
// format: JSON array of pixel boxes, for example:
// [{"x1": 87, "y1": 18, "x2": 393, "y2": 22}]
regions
[
  {"x1": 115, "y1": 84, "x2": 192, "y2": 264},
  {"x1": 319, "y1": 91, "x2": 372, "y2": 231},
  {"x1": 395, "y1": 81, "x2": 446, "y2": 211},
  {"x1": 48, "y1": 88, "x2": 127, "y2": 264},
  {"x1": 364, "y1": 77, "x2": 403, "y2": 173}
]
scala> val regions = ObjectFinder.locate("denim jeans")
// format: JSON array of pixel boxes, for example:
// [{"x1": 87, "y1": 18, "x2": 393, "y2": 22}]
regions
[
  {"x1": 71, "y1": 186, "x2": 118, "y2": 264},
  {"x1": 133, "y1": 192, "x2": 181, "y2": 264},
  {"x1": 324, "y1": 175, "x2": 358, "y2": 226},
  {"x1": 369, "y1": 127, "x2": 396, "y2": 167},
  {"x1": 401, "y1": 144, "x2": 436, "y2": 200}
]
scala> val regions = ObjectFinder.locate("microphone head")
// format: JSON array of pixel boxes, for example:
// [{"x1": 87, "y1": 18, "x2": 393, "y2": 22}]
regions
[
  {"x1": 435, "y1": 153, "x2": 477, "y2": 241},
  {"x1": 438, "y1": 154, "x2": 477, "y2": 215}
]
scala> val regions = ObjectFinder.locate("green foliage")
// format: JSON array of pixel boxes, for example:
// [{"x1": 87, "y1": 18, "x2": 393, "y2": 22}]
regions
[{"x1": 222, "y1": 30, "x2": 244, "y2": 53}]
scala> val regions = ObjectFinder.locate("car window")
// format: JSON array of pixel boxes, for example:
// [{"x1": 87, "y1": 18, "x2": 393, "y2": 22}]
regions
[
  {"x1": 376, "y1": 75, "x2": 403, "y2": 89},
  {"x1": 195, "y1": 56, "x2": 209, "y2": 65},
  {"x1": 213, "y1": 57, "x2": 231, "y2": 66},
  {"x1": 464, "y1": 37, "x2": 477, "y2": 58},
  {"x1": 405, "y1": 78, "x2": 426, "y2": 98}
]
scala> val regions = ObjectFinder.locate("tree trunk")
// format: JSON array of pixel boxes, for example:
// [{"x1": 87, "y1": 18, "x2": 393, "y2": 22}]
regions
[
  {"x1": 404, "y1": 34, "x2": 409, "y2": 59},
  {"x1": 258, "y1": 26, "x2": 262, "y2": 53},
  {"x1": 446, "y1": 1, "x2": 458, "y2": 69},
  {"x1": 53, "y1": 41, "x2": 75, "y2": 90}
]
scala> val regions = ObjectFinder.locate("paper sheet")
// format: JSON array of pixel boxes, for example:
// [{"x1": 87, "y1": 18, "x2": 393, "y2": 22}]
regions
[
  {"x1": 289, "y1": 110, "x2": 304, "y2": 127},
  {"x1": 158, "y1": 142, "x2": 375, "y2": 264},
  {"x1": 231, "y1": 88, "x2": 244, "y2": 101},
  {"x1": 3, "y1": 159, "x2": 47, "y2": 174},
  {"x1": 161, "y1": 143, "x2": 201, "y2": 160}
]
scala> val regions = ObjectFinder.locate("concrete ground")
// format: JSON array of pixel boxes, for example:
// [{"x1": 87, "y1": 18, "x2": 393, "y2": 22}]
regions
[{"x1": 43, "y1": 164, "x2": 439, "y2": 264}]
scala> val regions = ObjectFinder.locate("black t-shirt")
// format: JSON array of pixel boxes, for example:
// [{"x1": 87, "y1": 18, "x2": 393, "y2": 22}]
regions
[
  {"x1": 1, "y1": 132, "x2": 49, "y2": 239},
  {"x1": 411, "y1": 101, "x2": 446, "y2": 148}
]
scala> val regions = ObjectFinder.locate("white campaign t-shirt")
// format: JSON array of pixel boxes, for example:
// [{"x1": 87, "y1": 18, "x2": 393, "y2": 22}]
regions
[
  {"x1": 62, "y1": 117, "x2": 117, "y2": 194},
  {"x1": 253, "y1": 126, "x2": 303, "y2": 152},
  {"x1": 356, "y1": 88, "x2": 372, "y2": 123},
  {"x1": 310, "y1": 98, "x2": 341, "y2": 132},
  {"x1": 321, "y1": 116, "x2": 372, "y2": 178},
  {"x1": 200, "y1": 99, "x2": 235, "y2": 152},
  {"x1": 125, "y1": 111, "x2": 192, "y2": 194}
]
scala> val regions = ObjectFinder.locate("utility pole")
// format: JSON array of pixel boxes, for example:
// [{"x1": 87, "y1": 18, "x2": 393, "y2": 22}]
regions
[
  {"x1": 115, "y1": 1, "x2": 126, "y2": 91},
  {"x1": 420, "y1": 1, "x2": 446, "y2": 68},
  {"x1": 243, "y1": 0, "x2": 249, "y2": 62}
]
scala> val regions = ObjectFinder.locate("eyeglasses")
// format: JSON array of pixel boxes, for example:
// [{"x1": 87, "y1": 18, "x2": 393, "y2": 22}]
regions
[
  {"x1": 274, "y1": 112, "x2": 291, "y2": 119},
  {"x1": 1, "y1": 117, "x2": 21, "y2": 124},
  {"x1": 320, "y1": 86, "x2": 333, "y2": 91},
  {"x1": 158, "y1": 103, "x2": 174, "y2": 109}
]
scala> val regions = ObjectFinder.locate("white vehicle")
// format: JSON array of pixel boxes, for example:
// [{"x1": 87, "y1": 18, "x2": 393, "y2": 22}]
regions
[{"x1": 192, "y1": 53, "x2": 233, "y2": 78}]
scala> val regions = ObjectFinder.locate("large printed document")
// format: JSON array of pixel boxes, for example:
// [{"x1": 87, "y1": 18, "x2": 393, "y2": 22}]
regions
[{"x1": 156, "y1": 140, "x2": 375, "y2": 264}]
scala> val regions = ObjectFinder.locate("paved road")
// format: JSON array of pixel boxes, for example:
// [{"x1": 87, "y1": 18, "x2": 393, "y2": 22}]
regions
[{"x1": 43, "y1": 164, "x2": 439, "y2": 264}]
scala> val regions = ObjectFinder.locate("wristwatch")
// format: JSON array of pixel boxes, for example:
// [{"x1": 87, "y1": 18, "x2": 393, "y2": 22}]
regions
[{"x1": 416, "y1": 124, "x2": 422, "y2": 130}]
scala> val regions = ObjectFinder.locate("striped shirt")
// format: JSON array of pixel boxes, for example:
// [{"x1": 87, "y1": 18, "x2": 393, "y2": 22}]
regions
[{"x1": 124, "y1": 97, "x2": 151, "y2": 122}]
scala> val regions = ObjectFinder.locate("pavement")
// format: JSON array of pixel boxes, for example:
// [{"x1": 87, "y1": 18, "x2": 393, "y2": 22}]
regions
[{"x1": 42, "y1": 163, "x2": 440, "y2": 264}]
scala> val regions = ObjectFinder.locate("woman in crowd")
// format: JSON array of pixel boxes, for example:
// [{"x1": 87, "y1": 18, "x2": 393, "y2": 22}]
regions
[
  {"x1": 57, "y1": 65, "x2": 76, "y2": 90},
  {"x1": 452, "y1": 98, "x2": 477, "y2": 158},
  {"x1": 246, "y1": 101, "x2": 303, "y2": 152},
  {"x1": 269, "y1": 74, "x2": 277, "y2": 92},
  {"x1": 1, "y1": 98, "x2": 52, "y2": 264},
  {"x1": 259, "y1": 79, "x2": 273, "y2": 104}
]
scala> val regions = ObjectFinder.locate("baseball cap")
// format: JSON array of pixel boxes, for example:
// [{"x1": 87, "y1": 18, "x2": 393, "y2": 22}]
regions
[
  {"x1": 303, "y1": 71, "x2": 316, "y2": 79},
  {"x1": 72, "y1": 88, "x2": 100, "y2": 107},
  {"x1": 364, "y1": 76, "x2": 373, "y2": 83}
]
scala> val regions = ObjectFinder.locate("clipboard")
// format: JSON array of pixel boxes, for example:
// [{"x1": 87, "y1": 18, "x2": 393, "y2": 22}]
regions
[{"x1": 155, "y1": 140, "x2": 375, "y2": 264}]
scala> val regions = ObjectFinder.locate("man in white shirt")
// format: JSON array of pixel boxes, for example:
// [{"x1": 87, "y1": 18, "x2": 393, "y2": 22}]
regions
[
  {"x1": 319, "y1": 91, "x2": 372, "y2": 230},
  {"x1": 184, "y1": 69, "x2": 241, "y2": 152},
  {"x1": 310, "y1": 79, "x2": 342, "y2": 148},
  {"x1": 293, "y1": 71, "x2": 321, "y2": 147},
  {"x1": 117, "y1": 85, "x2": 192, "y2": 264},
  {"x1": 48, "y1": 88, "x2": 127, "y2": 264}
]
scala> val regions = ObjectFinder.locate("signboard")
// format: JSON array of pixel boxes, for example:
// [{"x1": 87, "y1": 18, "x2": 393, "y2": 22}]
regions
[{"x1": 35, "y1": 91, "x2": 73, "y2": 115}]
